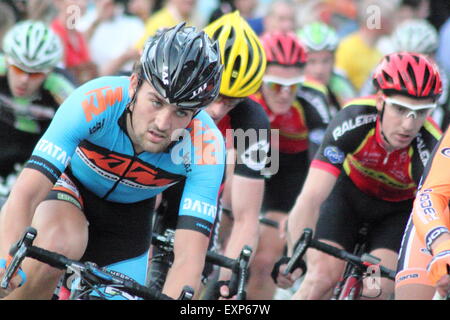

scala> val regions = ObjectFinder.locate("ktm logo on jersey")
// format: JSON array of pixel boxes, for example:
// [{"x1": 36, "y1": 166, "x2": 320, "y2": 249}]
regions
[
  {"x1": 79, "y1": 146, "x2": 181, "y2": 187},
  {"x1": 82, "y1": 86, "x2": 123, "y2": 122}
]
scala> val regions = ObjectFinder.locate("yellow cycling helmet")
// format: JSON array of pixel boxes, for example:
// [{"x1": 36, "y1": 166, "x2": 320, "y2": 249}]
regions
[{"x1": 204, "y1": 11, "x2": 266, "y2": 98}]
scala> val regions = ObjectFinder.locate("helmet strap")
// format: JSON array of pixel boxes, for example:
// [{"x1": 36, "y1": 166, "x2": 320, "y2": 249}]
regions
[{"x1": 379, "y1": 101, "x2": 394, "y2": 148}]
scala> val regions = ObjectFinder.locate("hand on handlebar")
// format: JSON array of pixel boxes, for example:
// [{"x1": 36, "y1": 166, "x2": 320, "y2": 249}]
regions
[
  {"x1": 217, "y1": 281, "x2": 237, "y2": 300},
  {"x1": 435, "y1": 274, "x2": 450, "y2": 298},
  {"x1": 271, "y1": 256, "x2": 305, "y2": 289},
  {"x1": 0, "y1": 260, "x2": 25, "y2": 298},
  {"x1": 427, "y1": 240, "x2": 450, "y2": 285}
]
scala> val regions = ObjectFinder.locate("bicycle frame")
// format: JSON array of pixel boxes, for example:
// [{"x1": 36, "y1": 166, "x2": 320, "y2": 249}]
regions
[
  {"x1": 285, "y1": 228, "x2": 396, "y2": 300},
  {"x1": 331, "y1": 226, "x2": 368, "y2": 300}
]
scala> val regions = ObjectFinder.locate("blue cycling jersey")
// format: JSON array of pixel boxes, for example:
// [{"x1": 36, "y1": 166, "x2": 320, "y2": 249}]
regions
[{"x1": 26, "y1": 76, "x2": 225, "y2": 236}]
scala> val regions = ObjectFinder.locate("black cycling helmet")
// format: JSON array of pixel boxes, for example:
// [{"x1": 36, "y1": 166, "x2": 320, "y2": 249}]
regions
[{"x1": 140, "y1": 22, "x2": 223, "y2": 109}]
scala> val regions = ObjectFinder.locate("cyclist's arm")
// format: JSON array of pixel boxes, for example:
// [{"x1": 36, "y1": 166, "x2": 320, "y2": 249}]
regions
[
  {"x1": 0, "y1": 169, "x2": 53, "y2": 259},
  {"x1": 286, "y1": 167, "x2": 337, "y2": 255},
  {"x1": 163, "y1": 229, "x2": 209, "y2": 298},
  {"x1": 168, "y1": 113, "x2": 226, "y2": 298},
  {"x1": 286, "y1": 105, "x2": 368, "y2": 255},
  {"x1": 218, "y1": 100, "x2": 270, "y2": 288},
  {"x1": 412, "y1": 130, "x2": 450, "y2": 255},
  {"x1": 220, "y1": 174, "x2": 264, "y2": 280}
]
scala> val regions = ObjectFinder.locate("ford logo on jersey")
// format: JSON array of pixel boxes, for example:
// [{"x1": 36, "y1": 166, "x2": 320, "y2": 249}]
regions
[{"x1": 324, "y1": 146, "x2": 345, "y2": 164}]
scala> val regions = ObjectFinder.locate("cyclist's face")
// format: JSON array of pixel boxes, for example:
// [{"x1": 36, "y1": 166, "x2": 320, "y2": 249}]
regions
[
  {"x1": 127, "y1": 75, "x2": 195, "y2": 153},
  {"x1": 261, "y1": 65, "x2": 303, "y2": 115},
  {"x1": 7, "y1": 64, "x2": 47, "y2": 98},
  {"x1": 377, "y1": 93, "x2": 434, "y2": 151},
  {"x1": 304, "y1": 50, "x2": 334, "y2": 85},
  {"x1": 205, "y1": 95, "x2": 244, "y2": 124}
]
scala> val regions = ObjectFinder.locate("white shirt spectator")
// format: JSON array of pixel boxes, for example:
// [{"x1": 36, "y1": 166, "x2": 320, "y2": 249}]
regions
[{"x1": 77, "y1": 5, "x2": 144, "y2": 74}]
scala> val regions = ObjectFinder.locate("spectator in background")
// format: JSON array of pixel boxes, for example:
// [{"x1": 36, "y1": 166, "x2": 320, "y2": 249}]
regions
[
  {"x1": 2, "y1": 0, "x2": 28, "y2": 22},
  {"x1": 334, "y1": 0, "x2": 399, "y2": 91},
  {"x1": 26, "y1": 0, "x2": 55, "y2": 23},
  {"x1": 377, "y1": 0, "x2": 431, "y2": 54},
  {"x1": 437, "y1": 17, "x2": 450, "y2": 77},
  {"x1": 51, "y1": 0, "x2": 97, "y2": 84},
  {"x1": 76, "y1": 0, "x2": 145, "y2": 76},
  {"x1": 234, "y1": 0, "x2": 264, "y2": 35},
  {"x1": 397, "y1": 0, "x2": 430, "y2": 21},
  {"x1": 0, "y1": 3, "x2": 16, "y2": 50},
  {"x1": 263, "y1": 0, "x2": 297, "y2": 34},
  {"x1": 208, "y1": 0, "x2": 235, "y2": 24},
  {"x1": 134, "y1": 0, "x2": 198, "y2": 50},
  {"x1": 360, "y1": 18, "x2": 450, "y2": 131},
  {"x1": 207, "y1": 0, "x2": 264, "y2": 35},
  {"x1": 127, "y1": 0, "x2": 155, "y2": 22}
]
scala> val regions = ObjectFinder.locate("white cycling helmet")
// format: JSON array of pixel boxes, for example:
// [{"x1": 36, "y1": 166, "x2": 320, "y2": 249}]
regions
[
  {"x1": 391, "y1": 19, "x2": 439, "y2": 55},
  {"x1": 3, "y1": 20, "x2": 63, "y2": 73},
  {"x1": 297, "y1": 22, "x2": 339, "y2": 52}
]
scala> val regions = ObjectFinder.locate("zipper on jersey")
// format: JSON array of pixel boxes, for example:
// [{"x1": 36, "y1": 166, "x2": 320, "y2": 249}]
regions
[
  {"x1": 383, "y1": 151, "x2": 391, "y2": 165},
  {"x1": 102, "y1": 152, "x2": 137, "y2": 200}
]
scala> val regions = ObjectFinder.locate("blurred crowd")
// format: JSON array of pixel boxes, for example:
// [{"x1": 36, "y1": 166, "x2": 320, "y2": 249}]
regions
[{"x1": 1, "y1": 0, "x2": 449, "y2": 90}]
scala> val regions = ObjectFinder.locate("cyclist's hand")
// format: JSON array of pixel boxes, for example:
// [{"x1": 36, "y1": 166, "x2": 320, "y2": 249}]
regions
[
  {"x1": 271, "y1": 256, "x2": 305, "y2": 289},
  {"x1": 218, "y1": 283, "x2": 237, "y2": 300},
  {"x1": 427, "y1": 242, "x2": 450, "y2": 285},
  {"x1": 435, "y1": 274, "x2": 450, "y2": 298},
  {"x1": 276, "y1": 264, "x2": 304, "y2": 289},
  {"x1": 0, "y1": 266, "x2": 23, "y2": 298}
]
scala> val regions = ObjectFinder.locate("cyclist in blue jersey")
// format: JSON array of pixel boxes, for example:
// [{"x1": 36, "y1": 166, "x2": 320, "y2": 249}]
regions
[{"x1": 0, "y1": 22, "x2": 225, "y2": 300}]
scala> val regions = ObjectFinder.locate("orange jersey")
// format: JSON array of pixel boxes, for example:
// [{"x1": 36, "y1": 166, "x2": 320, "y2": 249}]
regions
[{"x1": 412, "y1": 127, "x2": 450, "y2": 251}]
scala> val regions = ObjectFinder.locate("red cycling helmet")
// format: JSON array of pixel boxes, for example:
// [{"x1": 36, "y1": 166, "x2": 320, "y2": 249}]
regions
[
  {"x1": 260, "y1": 31, "x2": 307, "y2": 67},
  {"x1": 373, "y1": 52, "x2": 442, "y2": 100}
]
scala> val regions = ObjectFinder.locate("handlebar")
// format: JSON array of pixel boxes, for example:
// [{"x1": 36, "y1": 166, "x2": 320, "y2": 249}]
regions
[
  {"x1": 259, "y1": 216, "x2": 279, "y2": 229},
  {"x1": 151, "y1": 229, "x2": 252, "y2": 299},
  {"x1": 285, "y1": 228, "x2": 397, "y2": 280},
  {"x1": 1, "y1": 227, "x2": 194, "y2": 300}
]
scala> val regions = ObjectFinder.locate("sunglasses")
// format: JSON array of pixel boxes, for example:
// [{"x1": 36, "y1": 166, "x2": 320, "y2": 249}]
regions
[
  {"x1": 263, "y1": 75, "x2": 303, "y2": 94},
  {"x1": 216, "y1": 95, "x2": 245, "y2": 108},
  {"x1": 9, "y1": 64, "x2": 47, "y2": 80},
  {"x1": 384, "y1": 96, "x2": 436, "y2": 119}
]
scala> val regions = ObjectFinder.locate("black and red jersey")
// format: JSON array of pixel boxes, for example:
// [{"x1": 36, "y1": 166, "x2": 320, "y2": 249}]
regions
[
  {"x1": 312, "y1": 96, "x2": 442, "y2": 202},
  {"x1": 217, "y1": 97, "x2": 271, "y2": 179}
]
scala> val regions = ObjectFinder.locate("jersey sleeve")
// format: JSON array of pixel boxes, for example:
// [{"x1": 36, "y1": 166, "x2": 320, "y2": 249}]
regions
[
  {"x1": 412, "y1": 128, "x2": 450, "y2": 251},
  {"x1": 311, "y1": 105, "x2": 377, "y2": 177},
  {"x1": 26, "y1": 76, "x2": 130, "y2": 183},
  {"x1": 175, "y1": 112, "x2": 226, "y2": 237},
  {"x1": 228, "y1": 98, "x2": 271, "y2": 179}
]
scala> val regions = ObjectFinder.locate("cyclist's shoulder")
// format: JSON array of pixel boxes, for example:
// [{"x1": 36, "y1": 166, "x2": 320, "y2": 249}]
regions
[
  {"x1": 68, "y1": 75, "x2": 130, "y2": 102},
  {"x1": 179, "y1": 110, "x2": 225, "y2": 169},
  {"x1": 420, "y1": 116, "x2": 443, "y2": 142},
  {"x1": 229, "y1": 96, "x2": 270, "y2": 130},
  {"x1": 341, "y1": 94, "x2": 378, "y2": 110},
  {"x1": 42, "y1": 67, "x2": 77, "y2": 102},
  {"x1": 328, "y1": 95, "x2": 378, "y2": 133},
  {"x1": 190, "y1": 109, "x2": 222, "y2": 134},
  {"x1": 330, "y1": 70, "x2": 355, "y2": 88},
  {"x1": 299, "y1": 77, "x2": 329, "y2": 97}
]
